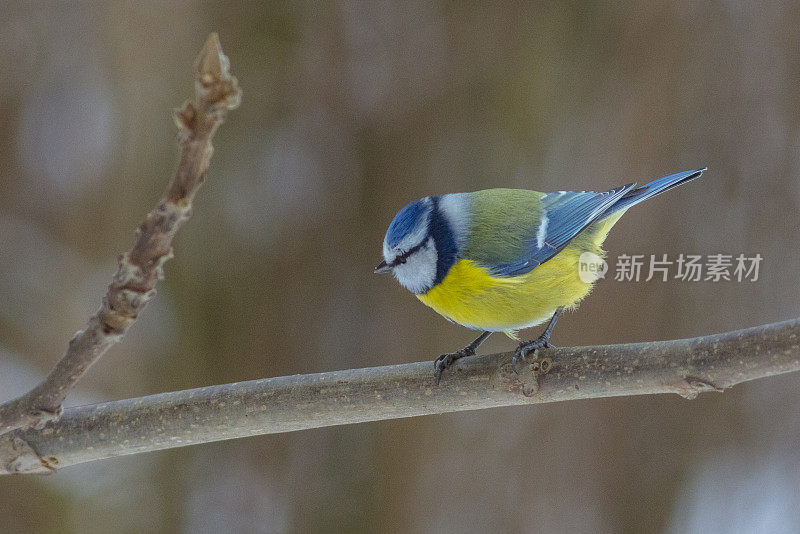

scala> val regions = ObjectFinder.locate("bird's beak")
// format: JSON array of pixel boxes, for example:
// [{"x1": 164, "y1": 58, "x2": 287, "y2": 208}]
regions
[{"x1": 374, "y1": 260, "x2": 392, "y2": 274}]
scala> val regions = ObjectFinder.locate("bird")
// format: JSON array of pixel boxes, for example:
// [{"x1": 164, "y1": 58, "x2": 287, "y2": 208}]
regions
[{"x1": 374, "y1": 168, "x2": 705, "y2": 384}]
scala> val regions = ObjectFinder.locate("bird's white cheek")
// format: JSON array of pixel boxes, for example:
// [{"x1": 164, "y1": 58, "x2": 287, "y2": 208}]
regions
[{"x1": 392, "y1": 240, "x2": 437, "y2": 294}]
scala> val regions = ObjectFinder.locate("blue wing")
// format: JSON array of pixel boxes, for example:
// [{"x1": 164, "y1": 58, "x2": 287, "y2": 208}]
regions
[
  {"x1": 601, "y1": 168, "x2": 704, "y2": 216},
  {"x1": 487, "y1": 183, "x2": 636, "y2": 277}
]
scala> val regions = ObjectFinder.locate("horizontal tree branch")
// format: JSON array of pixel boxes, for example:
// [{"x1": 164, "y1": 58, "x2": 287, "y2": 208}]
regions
[
  {"x1": 0, "y1": 33, "x2": 240, "y2": 436},
  {"x1": 3, "y1": 316, "x2": 799, "y2": 474}
]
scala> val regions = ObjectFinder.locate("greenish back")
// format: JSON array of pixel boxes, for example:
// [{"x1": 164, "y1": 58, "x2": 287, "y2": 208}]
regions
[{"x1": 462, "y1": 188, "x2": 545, "y2": 265}]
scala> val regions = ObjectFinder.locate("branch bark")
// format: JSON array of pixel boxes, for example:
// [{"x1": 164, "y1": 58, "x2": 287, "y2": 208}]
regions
[
  {"x1": 2, "y1": 317, "x2": 799, "y2": 474},
  {"x1": 0, "y1": 33, "x2": 240, "y2": 436}
]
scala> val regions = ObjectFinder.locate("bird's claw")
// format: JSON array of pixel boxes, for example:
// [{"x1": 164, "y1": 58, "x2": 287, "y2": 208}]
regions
[
  {"x1": 433, "y1": 349, "x2": 471, "y2": 385},
  {"x1": 513, "y1": 338, "x2": 555, "y2": 365},
  {"x1": 433, "y1": 354, "x2": 453, "y2": 385}
]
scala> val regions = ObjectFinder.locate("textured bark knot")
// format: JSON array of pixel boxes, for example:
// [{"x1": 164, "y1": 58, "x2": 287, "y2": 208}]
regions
[
  {"x1": 117, "y1": 288, "x2": 154, "y2": 311},
  {"x1": 156, "y1": 203, "x2": 191, "y2": 231},
  {"x1": 153, "y1": 248, "x2": 175, "y2": 281},
  {"x1": 113, "y1": 253, "x2": 143, "y2": 286},
  {"x1": 31, "y1": 407, "x2": 61, "y2": 430},
  {"x1": 2, "y1": 435, "x2": 53, "y2": 474},
  {"x1": 174, "y1": 102, "x2": 197, "y2": 133},
  {"x1": 506, "y1": 356, "x2": 553, "y2": 398},
  {"x1": 680, "y1": 376, "x2": 724, "y2": 400}
]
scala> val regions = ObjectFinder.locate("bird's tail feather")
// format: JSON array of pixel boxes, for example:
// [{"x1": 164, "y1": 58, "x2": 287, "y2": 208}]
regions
[{"x1": 601, "y1": 168, "x2": 705, "y2": 218}]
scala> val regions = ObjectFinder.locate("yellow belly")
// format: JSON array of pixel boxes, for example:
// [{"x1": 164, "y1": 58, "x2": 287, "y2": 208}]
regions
[{"x1": 416, "y1": 214, "x2": 621, "y2": 336}]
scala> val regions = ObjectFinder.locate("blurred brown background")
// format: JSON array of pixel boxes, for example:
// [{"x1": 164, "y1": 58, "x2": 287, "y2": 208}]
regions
[{"x1": 2, "y1": 1, "x2": 800, "y2": 532}]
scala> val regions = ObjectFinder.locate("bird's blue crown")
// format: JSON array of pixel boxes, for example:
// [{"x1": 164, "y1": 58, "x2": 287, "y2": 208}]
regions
[{"x1": 385, "y1": 198, "x2": 430, "y2": 247}]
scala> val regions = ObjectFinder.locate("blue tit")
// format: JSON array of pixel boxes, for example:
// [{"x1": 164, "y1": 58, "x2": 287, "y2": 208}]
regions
[{"x1": 374, "y1": 168, "x2": 705, "y2": 383}]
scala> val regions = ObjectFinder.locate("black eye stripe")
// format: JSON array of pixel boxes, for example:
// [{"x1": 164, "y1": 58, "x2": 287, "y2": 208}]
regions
[{"x1": 393, "y1": 240, "x2": 426, "y2": 265}]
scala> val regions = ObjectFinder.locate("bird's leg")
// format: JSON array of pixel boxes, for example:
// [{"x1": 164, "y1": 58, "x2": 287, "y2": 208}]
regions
[
  {"x1": 514, "y1": 307, "x2": 564, "y2": 366},
  {"x1": 434, "y1": 331, "x2": 492, "y2": 385}
]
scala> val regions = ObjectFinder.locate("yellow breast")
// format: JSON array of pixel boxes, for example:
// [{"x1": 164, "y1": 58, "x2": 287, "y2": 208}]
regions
[{"x1": 416, "y1": 246, "x2": 595, "y2": 336}]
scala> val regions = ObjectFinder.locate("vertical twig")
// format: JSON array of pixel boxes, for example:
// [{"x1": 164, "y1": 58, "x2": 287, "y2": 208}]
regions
[{"x1": 0, "y1": 33, "x2": 241, "y2": 436}]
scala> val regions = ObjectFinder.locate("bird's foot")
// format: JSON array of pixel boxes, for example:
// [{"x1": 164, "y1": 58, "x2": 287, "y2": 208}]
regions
[
  {"x1": 433, "y1": 331, "x2": 493, "y2": 385},
  {"x1": 513, "y1": 336, "x2": 556, "y2": 364},
  {"x1": 434, "y1": 347, "x2": 474, "y2": 385},
  {"x1": 510, "y1": 308, "x2": 562, "y2": 395}
]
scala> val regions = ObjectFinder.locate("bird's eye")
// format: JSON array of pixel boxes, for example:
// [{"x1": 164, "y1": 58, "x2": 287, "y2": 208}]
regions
[{"x1": 393, "y1": 241, "x2": 425, "y2": 266}]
